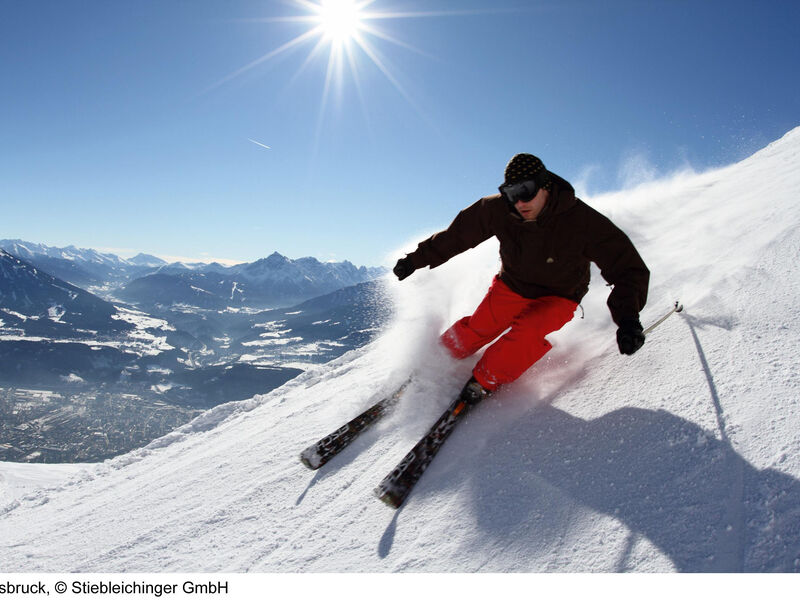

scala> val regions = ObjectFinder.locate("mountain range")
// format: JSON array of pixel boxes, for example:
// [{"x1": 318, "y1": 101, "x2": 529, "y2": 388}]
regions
[
  {"x1": 0, "y1": 240, "x2": 385, "y2": 309},
  {"x1": 0, "y1": 249, "x2": 131, "y2": 336},
  {"x1": 0, "y1": 241, "x2": 390, "y2": 383},
  {"x1": 0, "y1": 242, "x2": 391, "y2": 461},
  {"x1": 0, "y1": 240, "x2": 158, "y2": 288}
]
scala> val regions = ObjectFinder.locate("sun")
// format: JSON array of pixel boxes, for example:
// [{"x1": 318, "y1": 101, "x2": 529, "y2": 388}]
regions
[
  {"x1": 210, "y1": 0, "x2": 418, "y2": 95},
  {"x1": 315, "y1": 0, "x2": 365, "y2": 44},
  {"x1": 209, "y1": 1, "x2": 495, "y2": 135}
]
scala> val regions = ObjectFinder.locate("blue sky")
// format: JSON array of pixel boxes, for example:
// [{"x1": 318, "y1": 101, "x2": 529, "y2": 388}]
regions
[{"x1": 2, "y1": 0, "x2": 798, "y2": 266}]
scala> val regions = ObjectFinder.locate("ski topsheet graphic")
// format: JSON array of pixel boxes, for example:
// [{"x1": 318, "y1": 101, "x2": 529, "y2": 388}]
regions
[
  {"x1": 300, "y1": 378, "x2": 412, "y2": 470},
  {"x1": 374, "y1": 393, "x2": 472, "y2": 509},
  {"x1": 299, "y1": 375, "x2": 472, "y2": 509}
]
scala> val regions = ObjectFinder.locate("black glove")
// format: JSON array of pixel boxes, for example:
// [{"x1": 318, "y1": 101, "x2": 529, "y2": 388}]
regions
[
  {"x1": 616, "y1": 318, "x2": 645, "y2": 355},
  {"x1": 393, "y1": 257, "x2": 416, "y2": 281}
]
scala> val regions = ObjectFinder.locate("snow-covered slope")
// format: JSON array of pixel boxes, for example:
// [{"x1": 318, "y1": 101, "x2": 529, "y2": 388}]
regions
[{"x1": 1, "y1": 128, "x2": 799, "y2": 572}]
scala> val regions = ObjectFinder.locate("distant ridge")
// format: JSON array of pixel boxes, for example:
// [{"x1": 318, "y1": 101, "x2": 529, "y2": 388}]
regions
[{"x1": 0, "y1": 240, "x2": 386, "y2": 309}]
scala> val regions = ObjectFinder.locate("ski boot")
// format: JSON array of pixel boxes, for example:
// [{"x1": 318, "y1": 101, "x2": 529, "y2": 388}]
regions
[{"x1": 459, "y1": 376, "x2": 491, "y2": 405}]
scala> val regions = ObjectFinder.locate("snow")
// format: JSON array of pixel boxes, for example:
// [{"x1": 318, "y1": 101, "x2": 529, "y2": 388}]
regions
[
  {"x1": 2, "y1": 309, "x2": 35, "y2": 321},
  {"x1": 190, "y1": 285, "x2": 214, "y2": 295},
  {"x1": 1, "y1": 128, "x2": 799, "y2": 573},
  {"x1": 242, "y1": 337, "x2": 304, "y2": 347},
  {"x1": 113, "y1": 306, "x2": 176, "y2": 331},
  {"x1": 0, "y1": 462, "x2": 87, "y2": 506},
  {"x1": 47, "y1": 304, "x2": 66, "y2": 322},
  {"x1": 59, "y1": 373, "x2": 85, "y2": 383}
]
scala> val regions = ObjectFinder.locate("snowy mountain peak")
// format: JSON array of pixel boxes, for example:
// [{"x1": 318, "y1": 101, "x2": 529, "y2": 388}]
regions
[
  {"x1": 0, "y1": 240, "x2": 155, "y2": 269},
  {"x1": 263, "y1": 252, "x2": 291, "y2": 267},
  {"x1": 0, "y1": 240, "x2": 48, "y2": 261},
  {"x1": 129, "y1": 253, "x2": 167, "y2": 267}
]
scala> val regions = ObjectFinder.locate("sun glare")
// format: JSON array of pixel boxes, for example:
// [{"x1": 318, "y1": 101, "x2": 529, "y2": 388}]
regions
[
  {"x1": 315, "y1": 0, "x2": 364, "y2": 44},
  {"x1": 211, "y1": 1, "x2": 495, "y2": 140},
  {"x1": 212, "y1": 0, "x2": 421, "y2": 97}
]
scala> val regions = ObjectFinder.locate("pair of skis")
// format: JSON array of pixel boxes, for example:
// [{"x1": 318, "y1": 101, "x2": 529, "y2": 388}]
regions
[
  {"x1": 298, "y1": 300, "x2": 684, "y2": 509},
  {"x1": 300, "y1": 377, "x2": 474, "y2": 509}
]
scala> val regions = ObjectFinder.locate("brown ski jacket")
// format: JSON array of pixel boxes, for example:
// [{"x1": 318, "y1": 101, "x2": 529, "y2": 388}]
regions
[{"x1": 406, "y1": 173, "x2": 650, "y2": 326}]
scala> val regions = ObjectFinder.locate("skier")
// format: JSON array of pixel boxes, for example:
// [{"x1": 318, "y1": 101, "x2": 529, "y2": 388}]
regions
[{"x1": 393, "y1": 153, "x2": 650, "y2": 404}]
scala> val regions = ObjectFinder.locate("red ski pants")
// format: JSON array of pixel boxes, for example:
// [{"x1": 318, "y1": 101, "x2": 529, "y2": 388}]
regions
[{"x1": 441, "y1": 277, "x2": 577, "y2": 391}]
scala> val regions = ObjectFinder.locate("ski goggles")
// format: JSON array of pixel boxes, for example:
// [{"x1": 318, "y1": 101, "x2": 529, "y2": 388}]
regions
[{"x1": 499, "y1": 179, "x2": 539, "y2": 205}]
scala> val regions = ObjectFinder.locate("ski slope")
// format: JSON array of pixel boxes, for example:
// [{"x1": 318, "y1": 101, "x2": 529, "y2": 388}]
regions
[{"x1": 2, "y1": 128, "x2": 799, "y2": 572}]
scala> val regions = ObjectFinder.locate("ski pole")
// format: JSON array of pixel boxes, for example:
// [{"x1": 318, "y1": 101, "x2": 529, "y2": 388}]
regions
[{"x1": 643, "y1": 300, "x2": 683, "y2": 336}]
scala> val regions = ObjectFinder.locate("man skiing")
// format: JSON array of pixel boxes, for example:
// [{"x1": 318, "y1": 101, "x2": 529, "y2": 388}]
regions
[{"x1": 393, "y1": 153, "x2": 650, "y2": 404}]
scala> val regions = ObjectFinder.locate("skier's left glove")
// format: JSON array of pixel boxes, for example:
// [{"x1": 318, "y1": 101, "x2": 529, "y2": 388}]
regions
[
  {"x1": 616, "y1": 318, "x2": 645, "y2": 355},
  {"x1": 393, "y1": 257, "x2": 416, "y2": 281}
]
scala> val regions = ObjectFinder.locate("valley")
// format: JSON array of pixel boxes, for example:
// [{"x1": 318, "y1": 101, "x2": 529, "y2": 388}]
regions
[{"x1": 0, "y1": 242, "x2": 390, "y2": 463}]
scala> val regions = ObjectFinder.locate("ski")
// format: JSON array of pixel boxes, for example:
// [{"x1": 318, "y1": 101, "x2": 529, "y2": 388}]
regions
[
  {"x1": 374, "y1": 393, "x2": 473, "y2": 509},
  {"x1": 299, "y1": 378, "x2": 412, "y2": 470}
]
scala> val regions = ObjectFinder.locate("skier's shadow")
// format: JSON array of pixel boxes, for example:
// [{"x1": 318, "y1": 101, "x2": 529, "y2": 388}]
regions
[
  {"x1": 469, "y1": 404, "x2": 800, "y2": 572},
  {"x1": 377, "y1": 310, "x2": 799, "y2": 570}
]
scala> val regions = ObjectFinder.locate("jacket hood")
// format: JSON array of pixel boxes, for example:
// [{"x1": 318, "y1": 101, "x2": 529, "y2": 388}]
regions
[{"x1": 538, "y1": 172, "x2": 577, "y2": 222}]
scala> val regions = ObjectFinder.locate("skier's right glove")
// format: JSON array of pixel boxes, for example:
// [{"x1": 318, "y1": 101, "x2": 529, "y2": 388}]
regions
[
  {"x1": 393, "y1": 257, "x2": 416, "y2": 281},
  {"x1": 616, "y1": 318, "x2": 645, "y2": 355}
]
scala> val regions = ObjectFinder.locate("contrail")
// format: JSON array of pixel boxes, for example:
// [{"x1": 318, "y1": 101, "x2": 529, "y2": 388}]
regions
[{"x1": 248, "y1": 138, "x2": 272, "y2": 150}]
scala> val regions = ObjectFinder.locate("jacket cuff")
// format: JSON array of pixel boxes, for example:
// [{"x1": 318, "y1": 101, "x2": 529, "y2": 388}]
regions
[
  {"x1": 617, "y1": 317, "x2": 643, "y2": 331},
  {"x1": 407, "y1": 251, "x2": 429, "y2": 270}
]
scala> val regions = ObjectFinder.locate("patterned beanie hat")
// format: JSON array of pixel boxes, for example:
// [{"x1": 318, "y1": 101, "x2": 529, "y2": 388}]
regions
[{"x1": 503, "y1": 153, "x2": 552, "y2": 191}]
